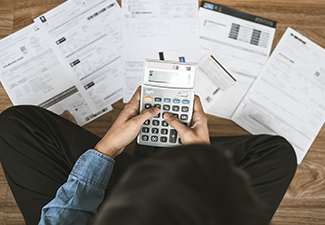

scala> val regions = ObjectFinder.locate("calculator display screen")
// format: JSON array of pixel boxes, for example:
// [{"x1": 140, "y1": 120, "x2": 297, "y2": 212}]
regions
[{"x1": 148, "y1": 70, "x2": 191, "y2": 85}]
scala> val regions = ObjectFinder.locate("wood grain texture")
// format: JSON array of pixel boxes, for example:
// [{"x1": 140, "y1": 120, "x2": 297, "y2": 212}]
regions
[{"x1": 0, "y1": 0, "x2": 325, "y2": 224}]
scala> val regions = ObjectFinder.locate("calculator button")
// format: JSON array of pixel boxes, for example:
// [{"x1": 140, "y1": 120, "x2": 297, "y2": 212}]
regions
[
  {"x1": 182, "y1": 100, "x2": 190, "y2": 104},
  {"x1": 160, "y1": 136, "x2": 167, "y2": 142},
  {"x1": 164, "y1": 98, "x2": 171, "y2": 103},
  {"x1": 173, "y1": 99, "x2": 180, "y2": 104},
  {"x1": 154, "y1": 113, "x2": 160, "y2": 118},
  {"x1": 145, "y1": 103, "x2": 152, "y2": 109},
  {"x1": 181, "y1": 106, "x2": 189, "y2": 112},
  {"x1": 182, "y1": 122, "x2": 188, "y2": 127},
  {"x1": 162, "y1": 121, "x2": 168, "y2": 127},
  {"x1": 154, "y1": 97, "x2": 162, "y2": 102},
  {"x1": 145, "y1": 96, "x2": 153, "y2": 102},
  {"x1": 142, "y1": 135, "x2": 149, "y2": 141},
  {"x1": 142, "y1": 127, "x2": 149, "y2": 133},
  {"x1": 180, "y1": 114, "x2": 188, "y2": 120},
  {"x1": 172, "y1": 113, "x2": 178, "y2": 119},
  {"x1": 152, "y1": 128, "x2": 159, "y2": 134},
  {"x1": 169, "y1": 129, "x2": 177, "y2": 143},
  {"x1": 163, "y1": 105, "x2": 170, "y2": 111},
  {"x1": 161, "y1": 129, "x2": 168, "y2": 135},
  {"x1": 172, "y1": 105, "x2": 180, "y2": 112},
  {"x1": 154, "y1": 104, "x2": 161, "y2": 109},
  {"x1": 178, "y1": 138, "x2": 182, "y2": 144},
  {"x1": 152, "y1": 120, "x2": 160, "y2": 126},
  {"x1": 144, "y1": 120, "x2": 150, "y2": 125},
  {"x1": 151, "y1": 136, "x2": 158, "y2": 142}
]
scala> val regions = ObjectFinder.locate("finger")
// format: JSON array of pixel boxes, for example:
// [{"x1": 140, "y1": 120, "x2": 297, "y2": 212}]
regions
[
  {"x1": 129, "y1": 86, "x2": 141, "y2": 104},
  {"x1": 132, "y1": 107, "x2": 160, "y2": 125},
  {"x1": 193, "y1": 95, "x2": 205, "y2": 114},
  {"x1": 191, "y1": 95, "x2": 208, "y2": 124},
  {"x1": 119, "y1": 86, "x2": 142, "y2": 119},
  {"x1": 163, "y1": 112, "x2": 189, "y2": 134}
]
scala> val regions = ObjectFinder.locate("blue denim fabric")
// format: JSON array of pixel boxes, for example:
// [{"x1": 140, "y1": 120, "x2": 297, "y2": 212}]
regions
[{"x1": 38, "y1": 149, "x2": 115, "y2": 225}]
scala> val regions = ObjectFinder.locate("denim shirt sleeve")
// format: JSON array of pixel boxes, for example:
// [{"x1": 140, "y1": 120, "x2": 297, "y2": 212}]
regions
[{"x1": 38, "y1": 149, "x2": 115, "y2": 225}]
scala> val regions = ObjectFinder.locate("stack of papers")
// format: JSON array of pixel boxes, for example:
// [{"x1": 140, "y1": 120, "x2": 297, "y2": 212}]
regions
[
  {"x1": 198, "y1": 1, "x2": 276, "y2": 119},
  {"x1": 122, "y1": 0, "x2": 201, "y2": 102},
  {"x1": 231, "y1": 28, "x2": 325, "y2": 164},
  {"x1": 0, "y1": 0, "x2": 123, "y2": 125}
]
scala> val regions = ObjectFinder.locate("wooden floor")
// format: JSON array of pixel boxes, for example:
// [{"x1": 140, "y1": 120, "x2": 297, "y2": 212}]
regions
[{"x1": 0, "y1": 0, "x2": 325, "y2": 224}]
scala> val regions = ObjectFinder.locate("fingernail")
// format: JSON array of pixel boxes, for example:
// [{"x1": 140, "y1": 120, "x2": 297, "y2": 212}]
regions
[
  {"x1": 154, "y1": 107, "x2": 160, "y2": 114},
  {"x1": 164, "y1": 112, "x2": 170, "y2": 120}
]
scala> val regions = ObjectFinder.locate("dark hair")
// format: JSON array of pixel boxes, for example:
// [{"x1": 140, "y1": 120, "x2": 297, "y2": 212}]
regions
[{"x1": 93, "y1": 145, "x2": 268, "y2": 225}]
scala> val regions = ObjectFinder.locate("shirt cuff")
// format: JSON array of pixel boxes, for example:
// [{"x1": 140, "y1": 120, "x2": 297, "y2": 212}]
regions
[{"x1": 69, "y1": 149, "x2": 115, "y2": 190}]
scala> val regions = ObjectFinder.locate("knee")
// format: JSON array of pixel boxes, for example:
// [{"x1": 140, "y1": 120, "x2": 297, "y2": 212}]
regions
[
  {"x1": 0, "y1": 106, "x2": 37, "y2": 134},
  {"x1": 267, "y1": 135, "x2": 297, "y2": 176}
]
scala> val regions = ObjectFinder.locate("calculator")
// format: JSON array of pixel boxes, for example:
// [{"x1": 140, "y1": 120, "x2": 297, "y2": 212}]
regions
[{"x1": 137, "y1": 59, "x2": 197, "y2": 147}]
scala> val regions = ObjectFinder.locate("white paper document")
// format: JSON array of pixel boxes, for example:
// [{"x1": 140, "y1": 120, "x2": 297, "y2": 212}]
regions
[
  {"x1": 232, "y1": 27, "x2": 325, "y2": 164},
  {"x1": 122, "y1": 0, "x2": 201, "y2": 102},
  {"x1": 34, "y1": 0, "x2": 123, "y2": 113},
  {"x1": 195, "y1": 54, "x2": 236, "y2": 112},
  {"x1": 0, "y1": 24, "x2": 112, "y2": 126},
  {"x1": 199, "y1": 2, "x2": 276, "y2": 119}
]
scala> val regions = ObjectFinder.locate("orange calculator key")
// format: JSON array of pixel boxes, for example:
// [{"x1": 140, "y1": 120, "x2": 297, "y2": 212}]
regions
[{"x1": 145, "y1": 96, "x2": 153, "y2": 101}]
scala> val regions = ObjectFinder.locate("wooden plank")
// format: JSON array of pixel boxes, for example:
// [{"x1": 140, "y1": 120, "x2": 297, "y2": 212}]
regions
[
  {"x1": 0, "y1": 2, "x2": 14, "y2": 39},
  {"x1": 12, "y1": 0, "x2": 32, "y2": 32}
]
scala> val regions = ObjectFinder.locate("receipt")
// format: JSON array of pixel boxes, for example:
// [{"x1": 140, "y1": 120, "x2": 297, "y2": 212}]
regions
[
  {"x1": 195, "y1": 54, "x2": 236, "y2": 112},
  {"x1": 0, "y1": 24, "x2": 111, "y2": 126},
  {"x1": 35, "y1": 0, "x2": 123, "y2": 113},
  {"x1": 122, "y1": 0, "x2": 201, "y2": 102},
  {"x1": 232, "y1": 27, "x2": 325, "y2": 164}
]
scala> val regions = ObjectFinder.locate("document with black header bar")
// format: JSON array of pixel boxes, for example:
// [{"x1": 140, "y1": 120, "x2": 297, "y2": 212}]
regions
[{"x1": 199, "y1": 1, "x2": 276, "y2": 119}]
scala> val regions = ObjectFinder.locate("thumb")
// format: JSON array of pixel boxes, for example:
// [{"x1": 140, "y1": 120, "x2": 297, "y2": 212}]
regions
[{"x1": 133, "y1": 107, "x2": 160, "y2": 125}]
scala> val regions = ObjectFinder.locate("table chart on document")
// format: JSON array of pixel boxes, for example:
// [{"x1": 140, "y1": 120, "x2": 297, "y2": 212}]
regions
[{"x1": 229, "y1": 23, "x2": 270, "y2": 48}]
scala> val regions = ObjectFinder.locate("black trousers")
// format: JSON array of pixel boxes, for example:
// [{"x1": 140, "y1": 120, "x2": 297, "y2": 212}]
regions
[{"x1": 0, "y1": 106, "x2": 297, "y2": 225}]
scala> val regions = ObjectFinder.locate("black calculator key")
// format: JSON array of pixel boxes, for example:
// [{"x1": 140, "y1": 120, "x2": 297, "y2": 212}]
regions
[
  {"x1": 152, "y1": 128, "x2": 159, "y2": 134},
  {"x1": 152, "y1": 120, "x2": 160, "y2": 126},
  {"x1": 142, "y1": 135, "x2": 149, "y2": 141},
  {"x1": 155, "y1": 97, "x2": 162, "y2": 102},
  {"x1": 180, "y1": 114, "x2": 188, "y2": 120},
  {"x1": 181, "y1": 106, "x2": 189, "y2": 112},
  {"x1": 145, "y1": 103, "x2": 152, "y2": 109},
  {"x1": 163, "y1": 105, "x2": 170, "y2": 111},
  {"x1": 151, "y1": 136, "x2": 158, "y2": 142},
  {"x1": 182, "y1": 122, "x2": 188, "y2": 127},
  {"x1": 161, "y1": 129, "x2": 168, "y2": 135},
  {"x1": 172, "y1": 105, "x2": 180, "y2": 111},
  {"x1": 162, "y1": 121, "x2": 168, "y2": 127},
  {"x1": 144, "y1": 120, "x2": 150, "y2": 125},
  {"x1": 169, "y1": 129, "x2": 177, "y2": 143},
  {"x1": 142, "y1": 127, "x2": 149, "y2": 133},
  {"x1": 178, "y1": 138, "x2": 182, "y2": 144},
  {"x1": 154, "y1": 113, "x2": 160, "y2": 118},
  {"x1": 154, "y1": 104, "x2": 161, "y2": 109},
  {"x1": 172, "y1": 113, "x2": 178, "y2": 119},
  {"x1": 160, "y1": 136, "x2": 167, "y2": 142}
]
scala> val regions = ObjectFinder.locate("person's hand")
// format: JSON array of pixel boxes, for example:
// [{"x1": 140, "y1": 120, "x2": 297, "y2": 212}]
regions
[
  {"x1": 60, "y1": 110, "x2": 77, "y2": 124},
  {"x1": 163, "y1": 95, "x2": 210, "y2": 145},
  {"x1": 94, "y1": 86, "x2": 159, "y2": 158}
]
